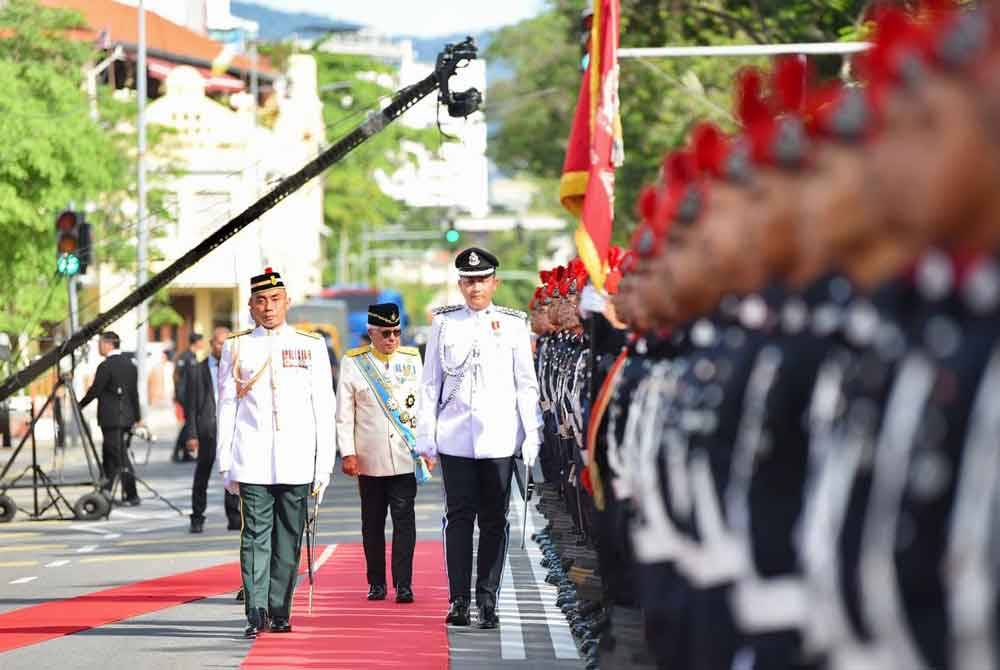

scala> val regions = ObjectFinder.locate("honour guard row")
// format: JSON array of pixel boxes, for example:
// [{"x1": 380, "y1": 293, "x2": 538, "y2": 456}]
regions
[{"x1": 529, "y1": 2, "x2": 1000, "y2": 669}]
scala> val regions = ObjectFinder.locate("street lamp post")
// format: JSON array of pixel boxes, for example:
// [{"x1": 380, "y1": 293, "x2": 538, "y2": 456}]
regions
[{"x1": 136, "y1": 0, "x2": 149, "y2": 410}]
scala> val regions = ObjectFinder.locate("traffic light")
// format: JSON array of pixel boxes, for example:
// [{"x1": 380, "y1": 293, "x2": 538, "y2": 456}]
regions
[
  {"x1": 55, "y1": 209, "x2": 89, "y2": 276},
  {"x1": 445, "y1": 223, "x2": 460, "y2": 246}
]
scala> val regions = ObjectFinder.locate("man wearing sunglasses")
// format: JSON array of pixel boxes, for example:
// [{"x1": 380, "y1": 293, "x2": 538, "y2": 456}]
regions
[
  {"x1": 416, "y1": 247, "x2": 542, "y2": 629},
  {"x1": 336, "y1": 303, "x2": 424, "y2": 604}
]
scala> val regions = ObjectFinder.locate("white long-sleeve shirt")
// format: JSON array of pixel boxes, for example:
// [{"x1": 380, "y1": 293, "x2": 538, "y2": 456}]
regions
[
  {"x1": 416, "y1": 303, "x2": 542, "y2": 460},
  {"x1": 216, "y1": 323, "x2": 336, "y2": 485}
]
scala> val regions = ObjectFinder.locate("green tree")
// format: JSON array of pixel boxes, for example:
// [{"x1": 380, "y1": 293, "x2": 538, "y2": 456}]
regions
[
  {"x1": 0, "y1": 0, "x2": 132, "y2": 361},
  {"x1": 487, "y1": 0, "x2": 871, "y2": 241}
]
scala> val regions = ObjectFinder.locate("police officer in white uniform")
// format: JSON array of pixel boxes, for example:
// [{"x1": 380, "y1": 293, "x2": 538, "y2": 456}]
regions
[
  {"x1": 217, "y1": 268, "x2": 336, "y2": 638},
  {"x1": 416, "y1": 247, "x2": 542, "y2": 629},
  {"x1": 336, "y1": 303, "x2": 424, "y2": 605}
]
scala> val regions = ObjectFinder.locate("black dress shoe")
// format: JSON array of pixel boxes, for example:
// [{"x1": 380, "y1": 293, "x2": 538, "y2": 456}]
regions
[
  {"x1": 189, "y1": 517, "x2": 204, "y2": 534},
  {"x1": 124, "y1": 497, "x2": 141, "y2": 507},
  {"x1": 445, "y1": 598, "x2": 470, "y2": 626},
  {"x1": 395, "y1": 586, "x2": 414, "y2": 604},
  {"x1": 478, "y1": 604, "x2": 500, "y2": 629},
  {"x1": 244, "y1": 608, "x2": 269, "y2": 638},
  {"x1": 270, "y1": 616, "x2": 291, "y2": 633},
  {"x1": 367, "y1": 584, "x2": 387, "y2": 601},
  {"x1": 235, "y1": 587, "x2": 245, "y2": 601}
]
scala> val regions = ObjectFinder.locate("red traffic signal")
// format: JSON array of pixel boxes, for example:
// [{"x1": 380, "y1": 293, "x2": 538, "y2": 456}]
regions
[{"x1": 56, "y1": 210, "x2": 80, "y2": 254}]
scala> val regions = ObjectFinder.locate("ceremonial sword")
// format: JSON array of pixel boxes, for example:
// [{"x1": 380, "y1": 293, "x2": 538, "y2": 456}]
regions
[{"x1": 306, "y1": 495, "x2": 319, "y2": 614}]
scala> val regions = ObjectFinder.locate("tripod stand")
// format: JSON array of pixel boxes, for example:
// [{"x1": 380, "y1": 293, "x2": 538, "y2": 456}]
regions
[
  {"x1": 101, "y1": 385, "x2": 183, "y2": 519},
  {"x1": 0, "y1": 371, "x2": 107, "y2": 522}
]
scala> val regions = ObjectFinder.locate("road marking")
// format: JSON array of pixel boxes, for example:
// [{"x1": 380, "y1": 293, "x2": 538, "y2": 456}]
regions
[
  {"x1": 0, "y1": 560, "x2": 39, "y2": 568},
  {"x1": 499, "y1": 553, "x2": 527, "y2": 659},
  {"x1": 44, "y1": 560, "x2": 71, "y2": 568},
  {"x1": 76, "y1": 545, "x2": 99, "y2": 554},
  {"x1": 78, "y1": 548, "x2": 236, "y2": 563},
  {"x1": 314, "y1": 544, "x2": 337, "y2": 571},
  {"x1": 520, "y1": 494, "x2": 580, "y2": 659},
  {"x1": 0, "y1": 531, "x2": 41, "y2": 540},
  {"x1": 68, "y1": 524, "x2": 121, "y2": 536},
  {"x1": 0, "y1": 543, "x2": 67, "y2": 554},
  {"x1": 9, "y1": 576, "x2": 37, "y2": 584},
  {"x1": 116, "y1": 535, "x2": 240, "y2": 547}
]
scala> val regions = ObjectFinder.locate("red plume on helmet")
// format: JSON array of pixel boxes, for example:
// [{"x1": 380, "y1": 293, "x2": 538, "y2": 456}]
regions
[
  {"x1": 605, "y1": 245, "x2": 626, "y2": 295},
  {"x1": 771, "y1": 54, "x2": 810, "y2": 115},
  {"x1": 655, "y1": 150, "x2": 699, "y2": 228},
  {"x1": 691, "y1": 121, "x2": 728, "y2": 178},
  {"x1": 735, "y1": 67, "x2": 770, "y2": 130},
  {"x1": 636, "y1": 184, "x2": 658, "y2": 224}
]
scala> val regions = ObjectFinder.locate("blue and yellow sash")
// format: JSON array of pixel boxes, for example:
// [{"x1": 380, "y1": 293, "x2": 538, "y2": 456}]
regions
[{"x1": 353, "y1": 353, "x2": 431, "y2": 484}]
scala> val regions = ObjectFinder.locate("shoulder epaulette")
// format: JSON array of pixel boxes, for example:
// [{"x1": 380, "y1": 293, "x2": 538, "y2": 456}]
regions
[
  {"x1": 295, "y1": 329, "x2": 323, "y2": 339},
  {"x1": 432, "y1": 305, "x2": 463, "y2": 316},
  {"x1": 346, "y1": 344, "x2": 371, "y2": 357},
  {"x1": 398, "y1": 346, "x2": 420, "y2": 356},
  {"x1": 495, "y1": 305, "x2": 528, "y2": 320},
  {"x1": 226, "y1": 328, "x2": 252, "y2": 340}
]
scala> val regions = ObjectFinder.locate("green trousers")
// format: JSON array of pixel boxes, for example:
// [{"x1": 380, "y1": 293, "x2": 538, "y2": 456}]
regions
[{"x1": 239, "y1": 483, "x2": 310, "y2": 619}]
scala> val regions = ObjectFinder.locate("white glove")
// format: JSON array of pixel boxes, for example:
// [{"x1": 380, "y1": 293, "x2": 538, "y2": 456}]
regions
[
  {"x1": 312, "y1": 475, "x2": 330, "y2": 506},
  {"x1": 578, "y1": 284, "x2": 607, "y2": 317},
  {"x1": 222, "y1": 471, "x2": 239, "y2": 496},
  {"x1": 519, "y1": 431, "x2": 541, "y2": 468}
]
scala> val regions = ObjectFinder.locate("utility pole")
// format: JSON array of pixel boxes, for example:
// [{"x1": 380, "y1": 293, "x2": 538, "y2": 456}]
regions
[{"x1": 136, "y1": 0, "x2": 149, "y2": 410}]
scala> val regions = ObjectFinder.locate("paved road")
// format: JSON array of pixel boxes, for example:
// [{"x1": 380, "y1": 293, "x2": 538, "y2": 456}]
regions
[{"x1": 0, "y1": 434, "x2": 582, "y2": 669}]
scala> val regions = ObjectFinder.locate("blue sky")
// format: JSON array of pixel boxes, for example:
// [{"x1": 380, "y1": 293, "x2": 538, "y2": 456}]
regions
[{"x1": 246, "y1": 0, "x2": 548, "y2": 37}]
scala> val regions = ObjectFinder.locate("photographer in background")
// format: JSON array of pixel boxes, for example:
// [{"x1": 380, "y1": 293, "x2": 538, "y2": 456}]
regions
[
  {"x1": 172, "y1": 332, "x2": 203, "y2": 462},
  {"x1": 80, "y1": 331, "x2": 141, "y2": 506},
  {"x1": 186, "y1": 326, "x2": 240, "y2": 533}
]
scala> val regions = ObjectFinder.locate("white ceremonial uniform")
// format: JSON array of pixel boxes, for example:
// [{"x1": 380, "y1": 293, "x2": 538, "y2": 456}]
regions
[
  {"x1": 216, "y1": 323, "x2": 336, "y2": 485},
  {"x1": 336, "y1": 344, "x2": 423, "y2": 477},
  {"x1": 416, "y1": 302, "x2": 542, "y2": 459}
]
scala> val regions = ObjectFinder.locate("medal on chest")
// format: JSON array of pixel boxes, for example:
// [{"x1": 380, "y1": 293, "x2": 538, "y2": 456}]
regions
[{"x1": 282, "y1": 348, "x2": 312, "y2": 368}]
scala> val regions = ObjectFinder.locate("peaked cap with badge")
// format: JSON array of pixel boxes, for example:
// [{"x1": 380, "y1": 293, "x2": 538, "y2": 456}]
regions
[
  {"x1": 368, "y1": 302, "x2": 401, "y2": 328},
  {"x1": 250, "y1": 267, "x2": 285, "y2": 293},
  {"x1": 456, "y1": 247, "x2": 499, "y2": 278}
]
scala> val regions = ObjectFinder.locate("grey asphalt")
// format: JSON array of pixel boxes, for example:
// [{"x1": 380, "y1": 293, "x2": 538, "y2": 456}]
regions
[{"x1": 0, "y1": 434, "x2": 583, "y2": 669}]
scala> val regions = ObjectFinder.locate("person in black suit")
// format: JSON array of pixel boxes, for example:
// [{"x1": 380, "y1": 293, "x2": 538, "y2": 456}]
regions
[
  {"x1": 80, "y1": 331, "x2": 141, "y2": 505},
  {"x1": 172, "y1": 333, "x2": 203, "y2": 462},
  {"x1": 186, "y1": 326, "x2": 241, "y2": 533}
]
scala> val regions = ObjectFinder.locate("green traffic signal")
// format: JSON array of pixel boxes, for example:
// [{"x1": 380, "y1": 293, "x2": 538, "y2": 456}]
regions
[
  {"x1": 445, "y1": 228, "x2": 460, "y2": 244},
  {"x1": 57, "y1": 253, "x2": 80, "y2": 276}
]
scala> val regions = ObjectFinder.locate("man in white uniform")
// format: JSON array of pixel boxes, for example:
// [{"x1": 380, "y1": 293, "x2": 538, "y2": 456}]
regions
[
  {"x1": 336, "y1": 303, "x2": 425, "y2": 604},
  {"x1": 217, "y1": 268, "x2": 336, "y2": 638},
  {"x1": 416, "y1": 247, "x2": 542, "y2": 629}
]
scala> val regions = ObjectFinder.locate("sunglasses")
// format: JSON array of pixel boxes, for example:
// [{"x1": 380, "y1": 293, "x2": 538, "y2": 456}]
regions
[{"x1": 377, "y1": 329, "x2": 402, "y2": 338}]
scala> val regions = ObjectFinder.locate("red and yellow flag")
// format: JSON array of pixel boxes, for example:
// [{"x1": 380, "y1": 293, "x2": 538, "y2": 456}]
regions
[{"x1": 559, "y1": 0, "x2": 623, "y2": 291}]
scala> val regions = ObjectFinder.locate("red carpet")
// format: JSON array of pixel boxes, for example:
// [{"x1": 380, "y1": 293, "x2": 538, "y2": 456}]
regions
[
  {"x1": 0, "y1": 549, "x2": 320, "y2": 654},
  {"x1": 0, "y1": 560, "x2": 242, "y2": 653},
  {"x1": 243, "y1": 541, "x2": 450, "y2": 670}
]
